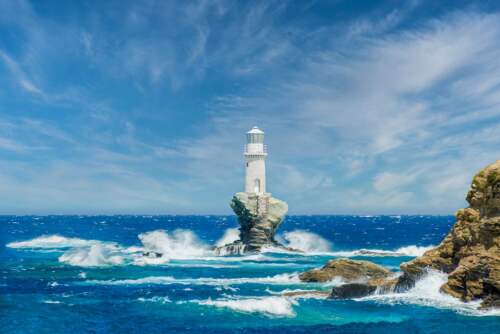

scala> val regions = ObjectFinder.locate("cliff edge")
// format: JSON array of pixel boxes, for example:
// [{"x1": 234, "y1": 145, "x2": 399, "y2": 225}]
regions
[{"x1": 399, "y1": 160, "x2": 500, "y2": 308}]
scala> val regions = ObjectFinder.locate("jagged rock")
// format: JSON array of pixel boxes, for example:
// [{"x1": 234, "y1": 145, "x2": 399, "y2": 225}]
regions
[
  {"x1": 298, "y1": 258, "x2": 396, "y2": 300},
  {"x1": 299, "y1": 258, "x2": 391, "y2": 283},
  {"x1": 329, "y1": 283, "x2": 377, "y2": 299},
  {"x1": 215, "y1": 192, "x2": 289, "y2": 255},
  {"x1": 399, "y1": 160, "x2": 500, "y2": 308}
]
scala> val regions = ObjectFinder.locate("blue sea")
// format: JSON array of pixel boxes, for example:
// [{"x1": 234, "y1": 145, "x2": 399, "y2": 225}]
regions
[{"x1": 1, "y1": 215, "x2": 499, "y2": 333}]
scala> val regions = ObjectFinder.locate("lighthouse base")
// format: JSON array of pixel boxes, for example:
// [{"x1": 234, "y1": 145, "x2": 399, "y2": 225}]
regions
[{"x1": 214, "y1": 192, "x2": 295, "y2": 255}]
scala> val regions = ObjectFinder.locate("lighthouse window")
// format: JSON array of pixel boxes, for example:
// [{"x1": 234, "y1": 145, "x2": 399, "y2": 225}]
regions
[{"x1": 246, "y1": 163, "x2": 248, "y2": 167}]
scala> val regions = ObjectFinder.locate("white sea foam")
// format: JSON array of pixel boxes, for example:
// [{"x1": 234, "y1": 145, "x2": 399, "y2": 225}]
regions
[
  {"x1": 138, "y1": 230, "x2": 210, "y2": 260},
  {"x1": 86, "y1": 272, "x2": 301, "y2": 286},
  {"x1": 393, "y1": 245, "x2": 434, "y2": 257},
  {"x1": 198, "y1": 296, "x2": 298, "y2": 317},
  {"x1": 138, "y1": 296, "x2": 171, "y2": 304},
  {"x1": 6, "y1": 235, "x2": 97, "y2": 249},
  {"x1": 329, "y1": 245, "x2": 434, "y2": 257},
  {"x1": 279, "y1": 230, "x2": 332, "y2": 252},
  {"x1": 58, "y1": 242, "x2": 125, "y2": 267},
  {"x1": 358, "y1": 270, "x2": 500, "y2": 316},
  {"x1": 215, "y1": 228, "x2": 240, "y2": 247}
]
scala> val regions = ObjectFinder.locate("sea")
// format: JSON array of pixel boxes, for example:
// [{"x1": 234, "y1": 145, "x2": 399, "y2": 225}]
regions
[{"x1": 1, "y1": 215, "x2": 499, "y2": 333}]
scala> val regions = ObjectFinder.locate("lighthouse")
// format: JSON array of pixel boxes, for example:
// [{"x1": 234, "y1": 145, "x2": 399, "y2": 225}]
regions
[{"x1": 244, "y1": 126, "x2": 267, "y2": 194}]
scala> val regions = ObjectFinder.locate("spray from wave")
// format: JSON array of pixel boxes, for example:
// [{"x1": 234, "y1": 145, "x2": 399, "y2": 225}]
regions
[
  {"x1": 215, "y1": 228, "x2": 240, "y2": 247},
  {"x1": 138, "y1": 229, "x2": 209, "y2": 260},
  {"x1": 7, "y1": 229, "x2": 212, "y2": 267},
  {"x1": 277, "y1": 230, "x2": 332, "y2": 252},
  {"x1": 358, "y1": 269, "x2": 500, "y2": 316}
]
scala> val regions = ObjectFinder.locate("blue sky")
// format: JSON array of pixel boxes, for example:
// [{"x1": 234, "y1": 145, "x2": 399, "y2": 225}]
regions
[{"x1": 1, "y1": 0, "x2": 500, "y2": 214}]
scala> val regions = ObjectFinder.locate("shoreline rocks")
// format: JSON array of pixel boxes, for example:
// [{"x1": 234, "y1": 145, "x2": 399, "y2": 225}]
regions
[
  {"x1": 298, "y1": 258, "x2": 398, "y2": 299},
  {"x1": 397, "y1": 160, "x2": 500, "y2": 308},
  {"x1": 298, "y1": 160, "x2": 499, "y2": 307},
  {"x1": 215, "y1": 192, "x2": 290, "y2": 255}
]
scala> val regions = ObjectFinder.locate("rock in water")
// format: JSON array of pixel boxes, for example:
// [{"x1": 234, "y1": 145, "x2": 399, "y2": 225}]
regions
[
  {"x1": 214, "y1": 192, "x2": 289, "y2": 255},
  {"x1": 399, "y1": 160, "x2": 500, "y2": 308},
  {"x1": 299, "y1": 258, "x2": 391, "y2": 283},
  {"x1": 298, "y1": 258, "x2": 396, "y2": 299}
]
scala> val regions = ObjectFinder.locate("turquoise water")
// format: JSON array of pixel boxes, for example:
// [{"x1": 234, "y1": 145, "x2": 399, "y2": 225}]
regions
[{"x1": 1, "y1": 215, "x2": 498, "y2": 333}]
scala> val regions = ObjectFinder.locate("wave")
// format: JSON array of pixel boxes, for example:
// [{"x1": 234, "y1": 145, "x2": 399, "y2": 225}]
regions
[
  {"x1": 6, "y1": 235, "x2": 97, "y2": 249},
  {"x1": 215, "y1": 228, "x2": 240, "y2": 247},
  {"x1": 7, "y1": 230, "x2": 213, "y2": 267},
  {"x1": 197, "y1": 296, "x2": 298, "y2": 317},
  {"x1": 358, "y1": 270, "x2": 500, "y2": 317},
  {"x1": 6, "y1": 229, "x2": 434, "y2": 269},
  {"x1": 58, "y1": 243, "x2": 125, "y2": 267},
  {"x1": 138, "y1": 230, "x2": 209, "y2": 260},
  {"x1": 86, "y1": 272, "x2": 302, "y2": 286},
  {"x1": 278, "y1": 230, "x2": 332, "y2": 252},
  {"x1": 328, "y1": 245, "x2": 434, "y2": 257}
]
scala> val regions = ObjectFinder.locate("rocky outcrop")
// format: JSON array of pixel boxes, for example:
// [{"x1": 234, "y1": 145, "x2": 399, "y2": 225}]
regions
[
  {"x1": 215, "y1": 192, "x2": 289, "y2": 255},
  {"x1": 298, "y1": 258, "x2": 396, "y2": 299},
  {"x1": 299, "y1": 258, "x2": 391, "y2": 283},
  {"x1": 399, "y1": 160, "x2": 500, "y2": 308}
]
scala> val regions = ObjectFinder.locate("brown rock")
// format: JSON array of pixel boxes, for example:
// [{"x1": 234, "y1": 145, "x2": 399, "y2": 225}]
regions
[
  {"x1": 399, "y1": 160, "x2": 500, "y2": 308},
  {"x1": 299, "y1": 258, "x2": 391, "y2": 283}
]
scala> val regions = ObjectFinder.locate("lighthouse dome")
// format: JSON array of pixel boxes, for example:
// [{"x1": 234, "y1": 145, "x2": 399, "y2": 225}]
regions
[{"x1": 247, "y1": 126, "x2": 264, "y2": 134}]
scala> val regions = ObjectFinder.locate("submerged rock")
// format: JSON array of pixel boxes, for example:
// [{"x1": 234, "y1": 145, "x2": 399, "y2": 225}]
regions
[
  {"x1": 215, "y1": 192, "x2": 290, "y2": 255},
  {"x1": 399, "y1": 160, "x2": 500, "y2": 308}
]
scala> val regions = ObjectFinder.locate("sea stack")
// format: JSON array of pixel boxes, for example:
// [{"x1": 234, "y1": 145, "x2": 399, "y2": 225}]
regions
[{"x1": 215, "y1": 127, "x2": 289, "y2": 255}]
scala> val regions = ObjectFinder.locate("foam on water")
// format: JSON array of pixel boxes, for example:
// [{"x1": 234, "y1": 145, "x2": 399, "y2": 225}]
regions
[
  {"x1": 197, "y1": 296, "x2": 298, "y2": 317},
  {"x1": 86, "y1": 272, "x2": 302, "y2": 286},
  {"x1": 58, "y1": 243, "x2": 125, "y2": 267},
  {"x1": 358, "y1": 270, "x2": 500, "y2": 317},
  {"x1": 215, "y1": 228, "x2": 240, "y2": 247},
  {"x1": 278, "y1": 230, "x2": 332, "y2": 252},
  {"x1": 329, "y1": 245, "x2": 434, "y2": 257},
  {"x1": 138, "y1": 229, "x2": 209, "y2": 260},
  {"x1": 6, "y1": 235, "x2": 97, "y2": 249}
]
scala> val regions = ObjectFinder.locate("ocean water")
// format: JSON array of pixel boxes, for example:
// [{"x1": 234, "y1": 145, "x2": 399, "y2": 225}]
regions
[{"x1": 1, "y1": 215, "x2": 499, "y2": 333}]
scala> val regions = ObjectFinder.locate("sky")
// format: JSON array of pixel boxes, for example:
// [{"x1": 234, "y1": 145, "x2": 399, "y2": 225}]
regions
[{"x1": 1, "y1": 0, "x2": 500, "y2": 215}]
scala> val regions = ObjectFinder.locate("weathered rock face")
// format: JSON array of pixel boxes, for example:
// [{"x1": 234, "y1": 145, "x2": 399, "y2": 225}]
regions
[
  {"x1": 215, "y1": 192, "x2": 288, "y2": 255},
  {"x1": 298, "y1": 258, "x2": 395, "y2": 299},
  {"x1": 399, "y1": 160, "x2": 500, "y2": 308},
  {"x1": 299, "y1": 258, "x2": 391, "y2": 283}
]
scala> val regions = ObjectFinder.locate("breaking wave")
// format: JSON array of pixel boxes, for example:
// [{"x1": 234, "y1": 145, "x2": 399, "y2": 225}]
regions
[
  {"x1": 58, "y1": 243, "x2": 125, "y2": 267},
  {"x1": 330, "y1": 245, "x2": 434, "y2": 257},
  {"x1": 85, "y1": 272, "x2": 302, "y2": 286},
  {"x1": 6, "y1": 235, "x2": 97, "y2": 249},
  {"x1": 6, "y1": 229, "x2": 434, "y2": 268},
  {"x1": 279, "y1": 230, "x2": 332, "y2": 252},
  {"x1": 197, "y1": 296, "x2": 298, "y2": 317},
  {"x1": 215, "y1": 228, "x2": 240, "y2": 247},
  {"x1": 138, "y1": 229, "x2": 209, "y2": 260},
  {"x1": 358, "y1": 270, "x2": 500, "y2": 317}
]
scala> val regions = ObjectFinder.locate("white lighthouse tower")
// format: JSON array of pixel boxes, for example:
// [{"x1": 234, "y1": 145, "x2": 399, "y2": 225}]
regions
[{"x1": 245, "y1": 126, "x2": 267, "y2": 194}]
